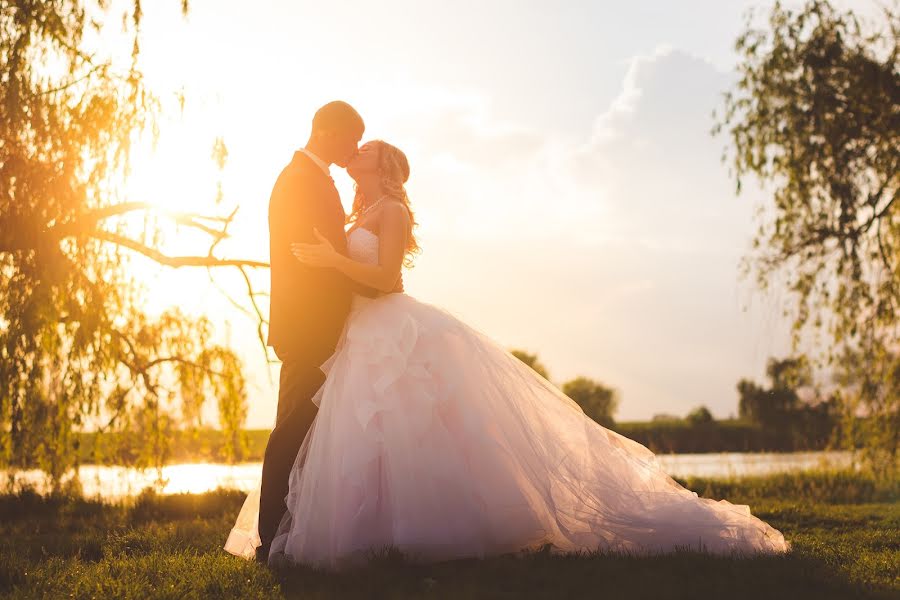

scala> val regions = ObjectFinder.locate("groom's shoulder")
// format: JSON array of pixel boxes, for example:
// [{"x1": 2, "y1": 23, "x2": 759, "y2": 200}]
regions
[
  {"x1": 282, "y1": 152, "x2": 315, "y2": 180},
  {"x1": 273, "y1": 153, "x2": 316, "y2": 194}
]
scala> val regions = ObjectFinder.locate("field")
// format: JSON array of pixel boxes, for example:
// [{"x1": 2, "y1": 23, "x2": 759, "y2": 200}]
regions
[{"x1": 0, "y1": 470, "x2": 896, "y2": 599}]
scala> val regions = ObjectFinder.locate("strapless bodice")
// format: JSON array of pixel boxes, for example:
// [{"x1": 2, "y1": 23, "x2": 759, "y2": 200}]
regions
[
  {"x1": 347, "y1": 227, "x2": 379, "y2": 265},
  {"x1": 347, "y1": 228, "x2": 380, "y2": 310}
]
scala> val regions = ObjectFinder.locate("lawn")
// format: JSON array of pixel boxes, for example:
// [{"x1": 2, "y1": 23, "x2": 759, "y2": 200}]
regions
[{"x1": 0, "y1": 471, "x2": 896, "y2": 599}]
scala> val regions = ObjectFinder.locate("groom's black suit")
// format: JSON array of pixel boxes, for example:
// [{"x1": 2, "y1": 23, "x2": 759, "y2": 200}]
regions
[
  {"x1": 267, "y1": 151, "x2": 354, "y2": 364},
  {"x1": 259, "y1": 150, "x2": 385, "y2": 550}
]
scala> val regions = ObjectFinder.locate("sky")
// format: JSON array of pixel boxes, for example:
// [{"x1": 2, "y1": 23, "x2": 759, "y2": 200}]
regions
[{"x1": 111, "y1": 0, "x2": 881, "y2": 428}]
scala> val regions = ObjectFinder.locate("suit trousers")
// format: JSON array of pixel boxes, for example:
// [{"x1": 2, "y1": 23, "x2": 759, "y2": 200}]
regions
[{"x1": 257, "y1": 353, "x2": 325, "y2": 548}]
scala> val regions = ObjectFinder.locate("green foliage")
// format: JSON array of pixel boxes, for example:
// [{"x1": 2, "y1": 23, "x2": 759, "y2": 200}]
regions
[
  {"x1": 737, "y1": 356, "x2": 841, "y2": 450},
  {"x1": 737, "y1": 357, "x2": 808, "y2": 424},
  {"x1": 562, "y1": 376, "x2": 618, "y2": 427},
  {"x1": 508, "y1": 352, "x2": 621, "y2": 428},
  {"x1": 715, "y1": 0, "x2": 899, "y2": 476},
  {"x1": 1, "y1": 477, "x2": 897, "y2": 599},
  {"x1": 510, "y1": 349, "x2": 550, "y2": 379},
  {"x1": 75, "y1": 428, "x2": 262, "y2": 466},
  {"x1": 686, "y1": 405, "x2": 714, "y2": 425},
  {"x1": 614, "y1": 419, "x2": 839, "y2": 453},
  {"x1": 0, "y1": 2, "x2": 261, "y2": 489},
  {"x1": 651, "y1": 413, "x2": 681, "y2": 422}
]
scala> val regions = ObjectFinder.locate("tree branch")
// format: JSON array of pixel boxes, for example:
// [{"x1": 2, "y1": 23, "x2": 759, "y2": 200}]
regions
[
  {"x1": 55, "y1": 202, "x2": 236, "y2": 240},
  {"x1": 92, "y1": 230, "x2": 268, "y2": 268},
  {"x1": 145, "y1": 355, "x2": 228, "y2": 378},
  {"x1": 236, "y1": 265, "x2": 272, "y2": 360},
  {"x1": 39, "y1": 62, "x2": 109, "y2": 95}
]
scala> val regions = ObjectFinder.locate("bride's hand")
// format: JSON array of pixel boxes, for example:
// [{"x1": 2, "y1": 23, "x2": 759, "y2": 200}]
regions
[{"x1": 291, "y1": 229, "x2": 339, "y2": 268}]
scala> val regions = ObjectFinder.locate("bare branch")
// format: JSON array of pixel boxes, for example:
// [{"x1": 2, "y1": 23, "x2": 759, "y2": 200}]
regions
[
  {"x1": 204, "y1": 265, "x2": 274, "y2": 364},
  {"x1": 145, "y1": 355, "x2": 228, "y2": 378},
  {"x1": 39, "y1": 62, "x2": 109, "y2": 95},
  {"x1": 206, "y1": 267, "x2": 257, "y2": 319},
  {"x1": 207, "y1": 206, "x2": 239, "y2": 256},
  {"x1": 92, "y1": 230, "x2": 269, "y2": 268},
  {"x1": 236, "y1": 265, "x2": 271, "y2": 359},
  {"x1": 55, "y1": 202, "x2": 237, "y2": 241}
]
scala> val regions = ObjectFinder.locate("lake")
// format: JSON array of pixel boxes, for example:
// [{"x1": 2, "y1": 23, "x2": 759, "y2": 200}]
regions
[{"x1": 5, "y1": 450, "x2": 855, "y2": 499}]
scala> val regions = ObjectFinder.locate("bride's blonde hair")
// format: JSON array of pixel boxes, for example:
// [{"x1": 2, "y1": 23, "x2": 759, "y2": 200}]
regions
[{"x1": 348, "y1": 140, "x2": 420, "y2": 267}]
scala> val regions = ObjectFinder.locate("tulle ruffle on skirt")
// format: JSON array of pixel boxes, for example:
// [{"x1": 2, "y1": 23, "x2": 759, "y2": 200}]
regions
[{"x1": 227, "y1": 293, "x2": 789, "y2": 569}]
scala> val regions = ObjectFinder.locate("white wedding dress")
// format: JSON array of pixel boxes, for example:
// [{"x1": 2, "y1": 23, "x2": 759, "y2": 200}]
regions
[{"x1": 225, "y1": 227, "x2": 789, "y2": 569}]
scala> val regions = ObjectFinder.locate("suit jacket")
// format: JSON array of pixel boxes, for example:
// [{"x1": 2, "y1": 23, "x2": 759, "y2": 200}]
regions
[{"x1": 266, "y1": 151, "x2": 357, "y2": 364}]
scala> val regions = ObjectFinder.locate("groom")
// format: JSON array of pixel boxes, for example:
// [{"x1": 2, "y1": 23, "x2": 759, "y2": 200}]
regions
[{"x1": 258, "y1": 101, "x2": 399, "y2": 561}]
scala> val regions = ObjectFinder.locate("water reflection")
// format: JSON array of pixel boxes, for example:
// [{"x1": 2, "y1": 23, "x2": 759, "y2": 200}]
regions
[
  {"x1": 6, "y1": 462, "x2": 264, "y2": 499},
  {"x1": 655, "y1": 450, "x2": 854, "y2": 479},
  {"x1": 5, "y1": 450, "x2": 855, "y2": 499}
]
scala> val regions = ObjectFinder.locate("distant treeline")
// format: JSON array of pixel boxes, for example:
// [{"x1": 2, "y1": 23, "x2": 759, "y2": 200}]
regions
[
  {"x1": 73, "y1": 430, "x2": 271, "y2": 467},
  {"x1": 611, "y1": 419, "x2": 844, "y2": 454},
  {"x1": 515, "y1": 352, "x2": 846, "y2": 455},
  {"x1": 62, "y1": 355, "x2": 851, "y2": 466},
  {"x1": 68, "y1": 418, "x2": 852, "y2": 466}
]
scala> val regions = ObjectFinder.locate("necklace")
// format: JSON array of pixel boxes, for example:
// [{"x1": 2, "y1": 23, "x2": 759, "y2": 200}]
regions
[{"x1": 359, "y1": 196, "x2": 388, "y2": 218}]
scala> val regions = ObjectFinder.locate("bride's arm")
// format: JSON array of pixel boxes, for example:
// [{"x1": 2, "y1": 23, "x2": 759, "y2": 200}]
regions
[{"x1": 292, "y1": 202, "x2": 408, "y2": 293}]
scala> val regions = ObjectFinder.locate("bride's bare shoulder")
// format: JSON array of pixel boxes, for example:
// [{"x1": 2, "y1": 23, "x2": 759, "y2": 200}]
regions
[{"x1": 380, "y1": 199, "x2": 410, "y2": 223}]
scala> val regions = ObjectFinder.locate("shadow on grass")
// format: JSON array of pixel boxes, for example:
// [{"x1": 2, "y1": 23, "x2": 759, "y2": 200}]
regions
[
  {"x1": 267, "y1": 544, "x2": 895, "y2": 600},
  {"x1": 0, "y1": 486, "x2": 896, "y2": 599}
]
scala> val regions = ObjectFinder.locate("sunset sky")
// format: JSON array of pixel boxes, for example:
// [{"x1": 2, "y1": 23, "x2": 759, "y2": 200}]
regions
[{"x1": 115, "y1": 0, "x2": 877, "y2": 428}]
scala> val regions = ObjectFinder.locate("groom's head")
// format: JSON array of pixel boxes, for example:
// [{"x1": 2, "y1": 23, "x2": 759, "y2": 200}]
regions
[{"x1": 308, "y1": 101, "x2": 365, "y2": 168}]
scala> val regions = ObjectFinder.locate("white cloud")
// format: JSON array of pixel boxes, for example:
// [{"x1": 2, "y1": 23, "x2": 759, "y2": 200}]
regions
[{"x1": 400, "y1": 48, "x2": 792, "y2": 421}]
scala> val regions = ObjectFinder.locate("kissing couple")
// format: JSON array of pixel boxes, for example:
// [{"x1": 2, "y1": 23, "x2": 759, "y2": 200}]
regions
[{"x1": 225, "y1": 101, "x2": 789, "y2": 569}]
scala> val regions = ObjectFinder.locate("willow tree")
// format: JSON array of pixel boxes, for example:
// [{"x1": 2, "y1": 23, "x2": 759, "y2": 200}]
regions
[
  {"x1": 0, "y1": 1, "x2": 268, "y2": 488},
  {"x1": 715, "y1": 1, "x2": 899, "y2": 475}
]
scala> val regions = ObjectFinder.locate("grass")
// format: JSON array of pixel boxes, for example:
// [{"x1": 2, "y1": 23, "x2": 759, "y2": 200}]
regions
[
  {"x1": 0, "y1": 471, "x2": 897, "y2": 599},
  {"x1": 674, "y1": 469, "x2": 900, "y2": 504}
]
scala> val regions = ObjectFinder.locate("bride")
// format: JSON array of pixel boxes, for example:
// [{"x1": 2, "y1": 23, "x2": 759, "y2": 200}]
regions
[{"x1": 226, "y1": 140, "x2": 789, "y2": 569}]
